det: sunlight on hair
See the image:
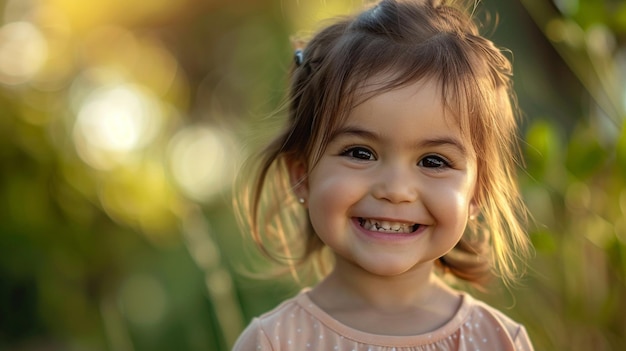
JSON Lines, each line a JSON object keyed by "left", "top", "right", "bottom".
{"left": 73, "top": 83, "right": 163, "bottom": 170}
{"left": 0, "top": 21, "right": 48, "bottom": 85}
{"left": 168, "top": 126, "right": 239, "bottom": 203}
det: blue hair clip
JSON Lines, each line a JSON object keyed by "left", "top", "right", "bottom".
{"left": 294, "top": 49, "right": 304, "bottom": 66}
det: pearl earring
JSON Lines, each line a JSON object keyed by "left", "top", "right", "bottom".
{"left": 298, "top": 198, "right": 305, "bottom": 204}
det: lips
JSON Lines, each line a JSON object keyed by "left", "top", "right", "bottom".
{"left": 357, "top": 217, "right": 420, "bottom": 234}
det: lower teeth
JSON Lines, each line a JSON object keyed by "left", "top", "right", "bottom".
{"left": 358, "top": 218, "right": 419, "bottom": 233}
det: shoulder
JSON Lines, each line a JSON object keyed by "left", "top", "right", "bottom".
{"left": 461, "top": 293, "right": 534, "bottom": 350}
{"left": 231, "top": 318, "right": 268, "bottom": 351}
{"left": 232, "top": 291, "right": 314, "bottom": 351}
{"left": 463, "top": 294, "right": 524, "bottom": 336}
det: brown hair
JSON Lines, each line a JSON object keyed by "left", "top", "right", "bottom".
{"left": 237, "top": 0, "right": 531, "bottom": 286}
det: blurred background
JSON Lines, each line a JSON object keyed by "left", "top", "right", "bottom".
{"left": 0, "top": 0, "right": 624, "bottom": 350}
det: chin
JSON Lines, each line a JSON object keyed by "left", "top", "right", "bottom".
{"left": 359, "top": 261, "right": 423, "bottom": 277}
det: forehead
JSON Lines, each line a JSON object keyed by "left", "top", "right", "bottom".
{"left": 347, "top": 77, "right": 468, "bottom": 140}
{"left": 341, "top": 74, "right": 466, "bottom": 134}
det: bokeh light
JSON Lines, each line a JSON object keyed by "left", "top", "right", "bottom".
{"left": 0, "top": 21, "right": 47, "bottom": 85}
{"left": 73, "top": 82, "right": 164, "bottom": 170}
{"left": 168, "top": 126, "right": 239, "bottom": 203}
{"left": 546, "top": 18, "right": 585, "bottom": 48}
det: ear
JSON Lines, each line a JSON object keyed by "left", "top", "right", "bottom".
{"left": 286, "top": 156, "right": 309, "bottom": 202}
{"left": 469, "top": 199, "right": 480, "bottom": 220}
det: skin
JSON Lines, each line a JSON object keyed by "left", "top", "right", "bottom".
{"left": 289, "top": 77, "right": 479, "bottom": 336}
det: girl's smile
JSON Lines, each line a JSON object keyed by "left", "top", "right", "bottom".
{"left": 294, "top": 77, "right": 479, "bottom": 278}
{"left": 353, "top": 216, "right": 428, "bottom": 244}
{"left": 356, "top": 217, "right": 421, "bottom": 234}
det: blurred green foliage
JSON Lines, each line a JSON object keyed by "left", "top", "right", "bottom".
{"left": 0, "top": 0, "right": 624, "bottom": 350}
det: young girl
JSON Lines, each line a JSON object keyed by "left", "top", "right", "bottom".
{"left": 233, "top": 0, "right": 534, "bottom": 350}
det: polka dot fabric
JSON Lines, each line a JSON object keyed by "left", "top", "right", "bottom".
{"left": 233, "top": 290, "right": 533, "bottom": 351}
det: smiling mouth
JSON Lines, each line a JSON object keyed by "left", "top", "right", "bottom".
{"left": 357, "top": 218, "right": 420, "bottom": 234}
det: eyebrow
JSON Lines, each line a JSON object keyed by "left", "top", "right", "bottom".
{"left": 330, "top": 126, "right": 378, "bottom": 143}
{"left": 419, "top": 137, "right": 468, "bottom": 155}
{"left": 330, "top": 126, "right": 468, "bottom": 155}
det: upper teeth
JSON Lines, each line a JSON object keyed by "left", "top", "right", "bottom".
{"left": 358, "top": 218, "right": 418, "bottom": 233}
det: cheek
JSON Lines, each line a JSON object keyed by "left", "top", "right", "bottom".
{"left": 309, "top": 171, "right": 356, "bottom": 206}
{"left": 307, "top": 167, "right": 364, "bottom": 221}
{"left": 424, "top": 178, "right": 474, "bottom": 223}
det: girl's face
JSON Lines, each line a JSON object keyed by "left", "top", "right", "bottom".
{"left": 292, "top": 78, "right": 479, "bottom": 277}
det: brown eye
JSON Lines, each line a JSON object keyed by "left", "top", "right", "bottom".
{"left": 341, "top": 147, "right": 375, "bottom": 160}
{"left": 419, "top": 155, "right": 449, "bottom": 168}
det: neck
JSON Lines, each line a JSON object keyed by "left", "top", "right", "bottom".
{"left": 312, "top": 257, "right": 454, "bottom": 313}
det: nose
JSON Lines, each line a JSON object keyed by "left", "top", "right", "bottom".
{"left": 371, "top": 164, "right": 419, "bottom": 204}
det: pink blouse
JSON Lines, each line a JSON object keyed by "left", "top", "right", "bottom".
{"left": 232, "top": 290, "right": 534, "bottom": 351}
